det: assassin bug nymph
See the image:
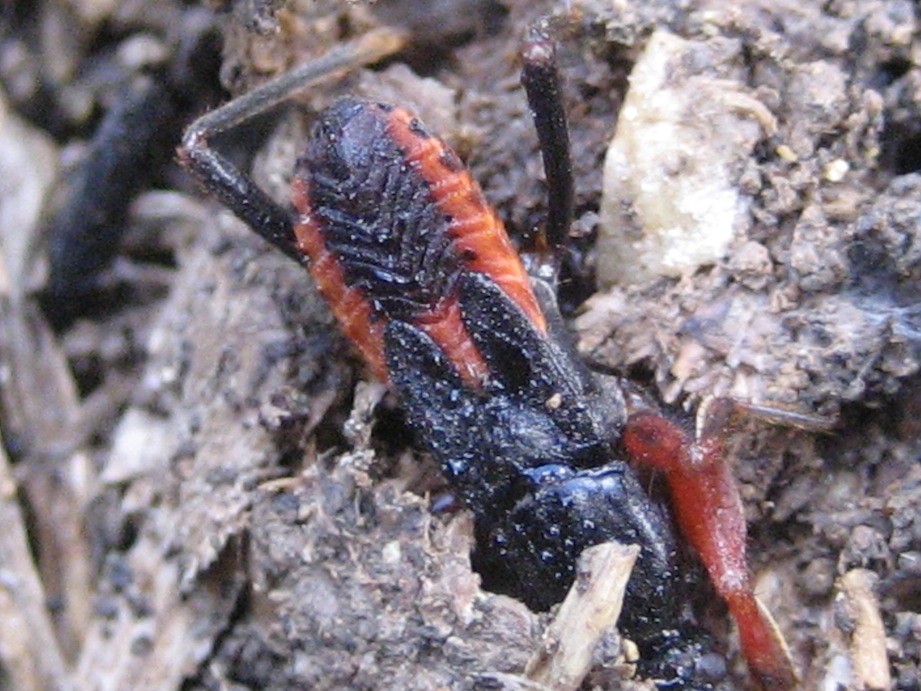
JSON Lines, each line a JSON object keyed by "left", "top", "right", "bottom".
{"left": 180, "top": 21, "right": 803, "bottom": 690}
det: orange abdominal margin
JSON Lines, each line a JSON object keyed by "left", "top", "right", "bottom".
{"left": 289, "top": 105, "right": 548, "bottom": 389}
{"left": 291, "top": 175, "right": 490, "bottom": 387}
{"left": 387, "top": 108, "right": 548, "bottom": 337}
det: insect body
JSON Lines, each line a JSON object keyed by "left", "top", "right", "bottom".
{"left": 180, "top": 25, "right": 798, "bottom": 690}
{"left": 290, "top": 98, "right": 544, "bottom": 386}
{"left": 293, "top": 93, "right": 716, "bottom": 687}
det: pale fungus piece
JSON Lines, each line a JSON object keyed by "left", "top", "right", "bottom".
{"left": 823, "top": 158, "right": 850, "bottom": 182}
{"left": 597, "top": 30, "right": 776, "bottom": 287}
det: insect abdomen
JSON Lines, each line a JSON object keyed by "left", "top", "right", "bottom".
{"left": 291, "top": 98, "right": 545, "bottom": 384}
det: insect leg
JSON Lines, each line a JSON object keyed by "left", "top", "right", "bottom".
{"left": 520, "top": 20, "right": 574, "bottom": 280}
{"left": 178, "top": 27, "right": 406, "bottom": 261}
{"left": 623, "top": 402, "right": 799, "bottom": 690}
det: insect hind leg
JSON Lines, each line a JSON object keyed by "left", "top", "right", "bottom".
{"left": 178, "top": 28, "right": 407, "bottom": 260}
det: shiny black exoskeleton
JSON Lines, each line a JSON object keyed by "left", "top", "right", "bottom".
{"left": 386, "top": 273, "right": 721, "bottom": 688}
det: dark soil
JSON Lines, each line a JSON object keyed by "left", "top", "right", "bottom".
{"left": 1, "top": 1, "right": 920, "bottom": 689}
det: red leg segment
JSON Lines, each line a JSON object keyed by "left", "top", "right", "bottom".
{"left": 622, "top": 407, "right": 798, "bottom": 690}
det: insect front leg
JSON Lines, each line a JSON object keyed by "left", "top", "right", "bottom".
{"left": 623, "top": 400, "right": 799, "bottom": 689}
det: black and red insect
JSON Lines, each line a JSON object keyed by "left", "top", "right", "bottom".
{"left": 180, "top": 24, "right": 798, "bottom": 690}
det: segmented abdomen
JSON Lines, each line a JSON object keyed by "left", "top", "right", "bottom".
{"left": 291, "top": 98, "right": 545, "bottom": 384}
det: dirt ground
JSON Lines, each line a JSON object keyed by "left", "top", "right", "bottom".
{"left": 1, "top": 0, "right": 920, "bottom": 689}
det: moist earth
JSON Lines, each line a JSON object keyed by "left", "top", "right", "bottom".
{"left": 1, "top": 1, "right": 920, "bottom": 689}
